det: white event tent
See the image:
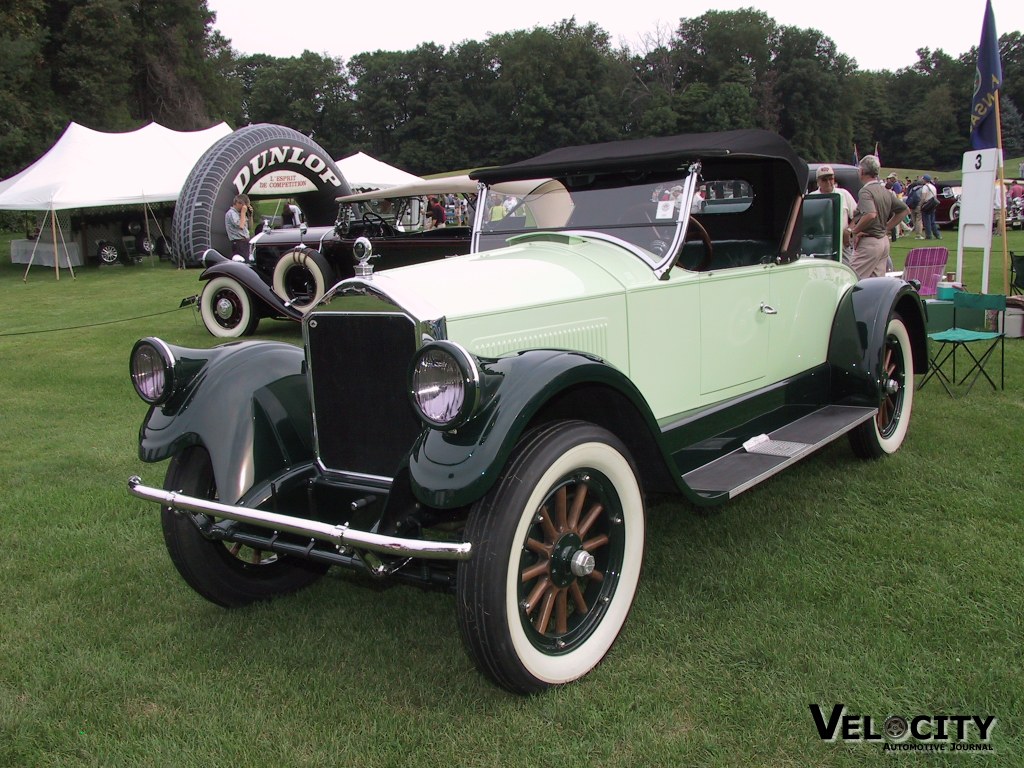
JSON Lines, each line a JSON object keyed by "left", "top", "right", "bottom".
{"left": 0, "top": 121, "right": 232, "bottom": 278}
{"left": 335, "top": 151, "right": 421, "bottom": 191}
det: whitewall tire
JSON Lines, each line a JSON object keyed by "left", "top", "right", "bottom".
{"left": 200, "top": 275, "right": 259, "bottom": 338}
{"left": 456, "top": 421, "right": 645, "bottom": 693}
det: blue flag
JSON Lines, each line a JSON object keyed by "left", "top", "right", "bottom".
{"left": 970, "top": 0, "right": 1002, "bottom": 150}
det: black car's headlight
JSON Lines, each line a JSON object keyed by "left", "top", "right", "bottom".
{"left": 130, "top": 337, "right": 175, "bottom": 404}
{"left": 409, "top": 341, "right": 480, "bottom": 429}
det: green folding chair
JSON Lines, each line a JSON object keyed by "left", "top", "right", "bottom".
{"left": 920, "top": 292, "right": 1006, "bottom": 396}
{"left": 1010, "top": 252, "right": 1024, "bottom": 296}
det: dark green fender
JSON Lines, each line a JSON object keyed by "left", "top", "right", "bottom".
{"left": 138, "top": 340, "right": 313, "bottom": 504}
{"left": 827, "top": 276, "right": 928, "bottom": 405}
{"left": 408, "top": 349, "right": 667, "bottom": 510}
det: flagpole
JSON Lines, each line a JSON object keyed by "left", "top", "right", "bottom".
{"left": 995, "top": 91, "right": 1008, "bottom": 294}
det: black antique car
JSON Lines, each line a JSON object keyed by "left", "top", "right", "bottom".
{"left": 934, "top": 179, "right": 962, "bottom": 229}
{"left": 195, "top": 180, "right": 475, "bottom": 337}
{"left": 130, "top": 129, "right": 926, "bottom": 693}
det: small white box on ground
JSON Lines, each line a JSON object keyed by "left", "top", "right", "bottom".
{"left": 999, "top": 307, "right": 1024, "bottom": 338}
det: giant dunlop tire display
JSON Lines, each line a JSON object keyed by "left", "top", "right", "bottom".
{"left": 172, "top": 124, "right": 351, "bottom": 267}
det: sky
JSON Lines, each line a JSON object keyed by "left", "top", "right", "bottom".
{"left": 206, "top": 0, "right": 1022, "bottom": 73}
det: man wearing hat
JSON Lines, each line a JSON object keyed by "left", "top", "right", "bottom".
{"left": 848, "top": 155, "right": 909, "bottom": 279}
{"left": 885, "top": 173, "right": 904, "bottom": 195}
{"left": 918, "top": 174, "right": 941, "bottom": 240}
{"left": 813, "top": 165, "right": 857, "bottom": 265}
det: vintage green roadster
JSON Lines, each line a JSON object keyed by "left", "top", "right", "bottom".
{"left": 128, "top": 129, "right": 926, "bottom": 693}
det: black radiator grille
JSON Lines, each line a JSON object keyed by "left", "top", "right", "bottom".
{"left": 307, "top": 313, "right": 423, "bottom": 478}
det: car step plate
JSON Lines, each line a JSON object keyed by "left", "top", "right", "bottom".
{"left": 683, "top": 405, "right": 877, "bottom": 499}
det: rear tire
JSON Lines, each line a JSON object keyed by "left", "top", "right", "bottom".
{"left": 849, "top": 313, "right": 914, "bottom": 458}
{"left": 161, "top": 446, "right": 327, "bottom": 607}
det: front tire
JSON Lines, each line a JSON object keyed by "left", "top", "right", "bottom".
{"left": 271, "top": 247, "right": 335, "bottom": 312}
{"left": 849, "top": 313, "right": 914, "bottom": 458}
{"left": 161, "top": 446, "right": 327, "bottom": 607}
{"left": 200, "top": 275, "right": 259, "bottom": 338}
{"left": 456, "top": 421, "right": 645, "bottom": 693}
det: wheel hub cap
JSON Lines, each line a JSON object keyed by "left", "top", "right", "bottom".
{"left": 215, "top": 296, "right": 235, "bottom": 320}
{"left": 549, "top": 533, "right": 584, "bottom": 588}
{"left": 570, "top": 550, "right": 596, "bottom": 578}
{"left": 885, "top": 378, "right": 900, "bottom": 395}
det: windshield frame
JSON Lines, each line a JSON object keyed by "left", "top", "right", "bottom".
{"left": 471, "top": 163, "right": 704, "bottom": 278}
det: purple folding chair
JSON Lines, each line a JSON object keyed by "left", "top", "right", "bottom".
{"left": 901, "top": 247, "right": 949, "bottom": 297}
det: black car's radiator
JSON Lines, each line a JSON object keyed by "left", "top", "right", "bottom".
{"left": 306, "top": 313, "right": 423, "bottom": 479}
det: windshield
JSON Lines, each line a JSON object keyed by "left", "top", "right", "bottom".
{"left": 474, "top": 168, "right": 757, "bottom": 271}
{"left": 476, "top": 174, "right": 690, "bottom": 264}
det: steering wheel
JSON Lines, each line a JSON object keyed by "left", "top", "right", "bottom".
{"left": 619, "top": 204, "right": 676, "bottom": 254}
{"left": 362, "top": 211, "right": 394, "bottom": 236}
{"left": 681, "top": 217, "right": 714, "bottom": 272}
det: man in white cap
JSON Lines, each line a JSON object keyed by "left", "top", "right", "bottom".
{"left": 813, "top": 165, "right": 857, "bottom": 266}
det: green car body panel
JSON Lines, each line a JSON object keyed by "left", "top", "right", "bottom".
{"left": 138, "top": 340, "right": 313, "bottom": 505}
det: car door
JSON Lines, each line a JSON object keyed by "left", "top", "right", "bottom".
{"left": 698, "top": 264, "right": 771, "bottom": 396}
{"left": 765, "top": 258, "right": 857, "bottom": 383}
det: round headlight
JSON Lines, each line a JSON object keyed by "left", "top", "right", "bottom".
{"left": 130, "top": 338, "right": 174, "bottom": 404}
{"left": 409, "top": 342, "right": 479, "bottom": 428}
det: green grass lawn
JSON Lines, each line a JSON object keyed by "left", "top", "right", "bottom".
{"left": 1, "top": 231, "right": 1022, "bottom": 767}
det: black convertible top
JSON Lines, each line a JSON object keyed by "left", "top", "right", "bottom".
{"left": 472, "top": 129, "right": 808, "bottom": 187}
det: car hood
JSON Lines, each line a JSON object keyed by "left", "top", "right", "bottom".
{"left": 364, "top": 236, "right": 655, "bottom": 322}
{"left": 318, "top": 235, "right": 664, "bottom": 363}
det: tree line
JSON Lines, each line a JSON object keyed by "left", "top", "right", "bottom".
{"left": 2, "top": 2, "right": 1023, "bottom": 182}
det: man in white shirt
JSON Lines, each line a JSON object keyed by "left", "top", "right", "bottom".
{"left": 813, "top": 165, "right": 857, "bottom": 265}
{"left": 919, "top": 175, "right": 941, "bottom": 240}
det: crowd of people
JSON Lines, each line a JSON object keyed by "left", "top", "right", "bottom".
{"left": 822, "top": 156, "right": 1024, "bottom": 280}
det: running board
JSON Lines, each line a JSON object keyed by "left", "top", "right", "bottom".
{"left": 682, "top": 405, "right": 877, "bottom": 500}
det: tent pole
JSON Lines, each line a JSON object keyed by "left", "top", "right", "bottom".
{"left": 54, "top": 209, "right": 76, "bottom": 279}
{"left": 143, "top": 199, "right": 154, "bottom": 265}
{"left": 51, "top": 205, "right": 60, "bottom": 281}
{"left": 22, "top": 210, "right": 46, "bottom": 282}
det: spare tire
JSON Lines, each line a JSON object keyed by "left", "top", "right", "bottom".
{"left": 271, "top": 247, "right": 336, "bottom": 312}
{"left": 172, "top": 124, "right": 351, "bottom": 267}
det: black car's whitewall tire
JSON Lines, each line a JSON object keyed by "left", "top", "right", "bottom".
{"left": 200, "top": 275, "right": 259, "bottom": 338}
{"left": 161, "top": 446, "right": 327, "bottom": 607}
{"left": 456, "top": 421, "right": 645, "bottom": 694}
{"left": 271, "top": 247, "right": 335, "bottom": 312}
{"left": 850, "top": 313, "right": 914, "bottom": 458}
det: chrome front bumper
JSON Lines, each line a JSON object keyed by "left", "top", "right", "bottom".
{"left": 127, "top": 476, "right": 472, "bottom": 561}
